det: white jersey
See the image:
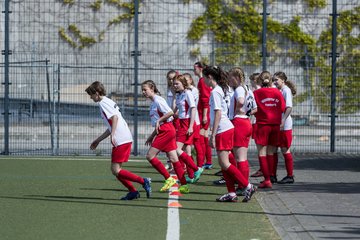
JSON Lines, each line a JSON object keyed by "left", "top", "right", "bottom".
{"left": 190, "top": 86, "right": 200, "bottom": 125}
{"left": 166, "top": 89, "right": 174, "bottom": 109}
{"left": 150, "top": 95, "right": 174, "bottom": 127}
{"left": 99, "top": 96, "right": 133, "bottom": 146}
{"left": 229, "top": 85, "right": 257, "bottom": 120}
{"left": 209, "top": 85, "right": 234, "bottom": 134}
{"left": 281, "top": 85, "right": 293, "bottom": 130}
{"left": 175, "top": 89, "right": 196, "bottom": 119}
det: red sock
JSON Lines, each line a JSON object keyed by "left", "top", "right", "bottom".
{"left": 222, "top": 169, "right": 236, "bottom": 193}
{"left": 204, "top": 137, "right": 212, "bottom": 164}
{"left": 273, "top": 152, "right": 278, "bottom": 176}
{"left": 226, "top": 164, "right": 248, "bottom": 189}
{"left": 201, "top": 135, "right": 207, "bottom": 160}
{"left": 283, "top": 152, "right": 294, "bottom": 176}
{"left": 173, "top": 161, "right": 187, "bottom": 185}
{"left": 150, "top": 157, "right": 170, "bottom": 179}
{"left": 229, "top": 152, "right": 237, "bottom": 166}
{"left": 259, "top": 156, "right": 270, "bottom": 181}
{"left": 179, "top": 152, "right": 198, "bottom": 171}
{"left": 186, "top": 165, "right": 195, "bottom": 179}
{"left": 118, "top": 169, "right": 144, "bottom": 185}
{"left": 237, "top": 161, "right": 249, "bottom": 180}
{"left": 267, "top": 155, "right": 275, "bottom": 176}
{"left": 116, "top": 175, "right": 137, "bottom": 192}
{"left": 194, "top": 138, "right": 205, "bottom": 167}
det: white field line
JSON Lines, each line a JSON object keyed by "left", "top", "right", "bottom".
{"left": 166, "top": 175, "right": 180, "bottom": 240}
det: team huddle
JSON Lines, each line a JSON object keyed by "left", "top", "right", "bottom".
{"left": 85, "top": 62, "right": 296, "bottom": 203}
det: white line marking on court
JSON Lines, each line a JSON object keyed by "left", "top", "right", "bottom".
{"left": 166, "top": 175, "right": 180, "bottom": 240}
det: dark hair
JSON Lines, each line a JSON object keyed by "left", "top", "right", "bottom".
{"left": 273, "top": 71, "right": 296, "bottom": 95}
{"left": 194, "top": 61, "right": 207, "bottom": 69}
{"left": 141, "top": 80, "right": 161, "bottom": 95}
{"left": 85, "top": 81, "right": 106, "bottom": 96}
{"left": 166, "top": 70, "right": 178, "bottom": 88}
{"left": 203, "top": 65, "right": 229, "bottom": 94}
{"left": 249, "top": 72, "right": 260, "bottom": 82}
{"left": 258, "top": 71, "right": 272, "bottom": 87}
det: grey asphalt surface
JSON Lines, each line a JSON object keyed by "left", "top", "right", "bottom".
{"left": 250, "top": 153, "right": 360, "bottom": 240}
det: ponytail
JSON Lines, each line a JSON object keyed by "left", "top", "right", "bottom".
{"left": 141, "top": 80, "right": 161, "bottom": 95}
{"left": 273, "top": 71, "right": 296, "bottom": 95}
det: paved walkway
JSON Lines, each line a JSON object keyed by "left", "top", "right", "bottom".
{"left": 251, "top": 153, "right": 360, "bottom": 240}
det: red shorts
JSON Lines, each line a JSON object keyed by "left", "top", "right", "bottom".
{"left": 152, "top": 122, "right": 177, "bottom": 152}
{"left": 176, "top": 119, "right": 195, "bottom": 145}
{"left": 255, "top": 124, "right": 280, "bottom": 147}
{"left": 112, "top": 142, "right": 132, "bottom": 163}
{"left": 198, "top": 108, "right": 210, "bottom": 130}
{"left": 279, "top": 129, "right": 293, "bottom": 149}
{"left": 173, "top": 116, "right": 180, "bottom": 130}
{"left": 215, "top": 128, "right": 234, "bottom": 151}
{"left": 232, "top": 118, "right": 252, "bottom": 148}
{"left": 252, "top": 123, "right": 258, "bottom": 141}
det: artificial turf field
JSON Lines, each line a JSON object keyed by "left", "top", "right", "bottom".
{"left": 0, "top": 156, "right": 280, "bottom": 240}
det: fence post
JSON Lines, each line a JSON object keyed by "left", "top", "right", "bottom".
{"left": 261, "top": 0, "right": 268, "bottom": 71}
{"left": 330, "top": 0, "right": 338, "bottom": 152}
{"left": 45, "top": 59, "right": 55, "bottom": 155}
{"left": 132, "top": 0, "right": 140, "bottom": 156}
{"left": 2, "top": 0, "right": 11, "bottom": 155}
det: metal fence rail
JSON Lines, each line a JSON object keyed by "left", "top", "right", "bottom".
{"left": 1, "top": 0, "right": 359, "bottom": 155}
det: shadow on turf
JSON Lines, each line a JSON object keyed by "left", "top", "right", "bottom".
{"left": 2, "top": 194, "right": 360, "bottom": 219}
{"left": 80, "top": 187, "right": 226, "bottom": 196}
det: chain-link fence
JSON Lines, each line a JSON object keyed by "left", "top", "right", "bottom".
{"left": 1, "top": 0, "right": 359, "bottom": 155}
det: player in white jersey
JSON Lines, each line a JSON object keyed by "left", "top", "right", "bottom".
{"left": 141, "top": 80, "right": 190, "bottom": 193}
{"left": 164, "top": 70, "right": 178, "bottom": 171}
{"left": 173, "top": 74, "right": 204, "bottom": 183}
{"left": 228, "top": 67, "right": 258, "bottom": 195}
{"left": 85, "top": 81, "right": 151, "bottom": 201}
{"left": 273, "top": 71, "right": 296, "bottom": 184}
{"left": 183, "top": 73, "right": 204, "bottom": 168}
{"left": 203, "top": 65, "right": 256, "bottom": 202}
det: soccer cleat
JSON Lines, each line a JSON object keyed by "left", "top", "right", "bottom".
{"left": 250, "top": 169, "right": 263, "bottom": 178}
{"left": 203, "top": 163, "right": 213, "bottom": 169}
{"left": 270, "top": 175, "right": 278, "bottom": 184}
{"left": 160, "top": 177, "right": 177, "bottom": 192}
{"left": 165, "top": 161, "right": 173, "bottom": 171}
{"left": 193, "top": 167, "right": 204, "bottom": 183}
{"left": 242, "top": 184, "right": 256, "bottom": 202}
{"left": 213, "top": 177, "right": 226, "bottom": 185}
{"left": 120, "top": 191, "right": 140, "bottom": 200}
{"left": 236, "top": 187, "right": 246, "bottom": 196}
{"left": 216, "top": 193, "right": 238, "bottom": 202}
{"left": 258, "top": 180, "right": 272, "bottom": 189}
{"left": 185, "top": 176, "right": 195, "bottom": 184}
{"left": 178, "top": 184, "right": 190, "bottom": 194}
{"left": 278, "top": 176, "right": 294, "bottom": 184}
{"left": 142, "top": 178, "right": 152, "bottom": 198}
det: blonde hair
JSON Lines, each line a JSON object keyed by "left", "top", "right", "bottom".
{"left": 229, "top": 67, "right": 247, "bottom": 93}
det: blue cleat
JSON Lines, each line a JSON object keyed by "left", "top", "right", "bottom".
{"left": 193, "top": 167, "right": 204, "bottom": 183}
{"left": 143, "top": 178, "right": 152, "bottom": 198}
{"left": 121, "top": 191, "right": 140, "bottom": 200}
{"left": 203, "top": 163, "right": 213, "bottom": 169}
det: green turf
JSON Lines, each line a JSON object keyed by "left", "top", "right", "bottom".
{"left": 0, "top": 157, "right": 279, "bottom": 240}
